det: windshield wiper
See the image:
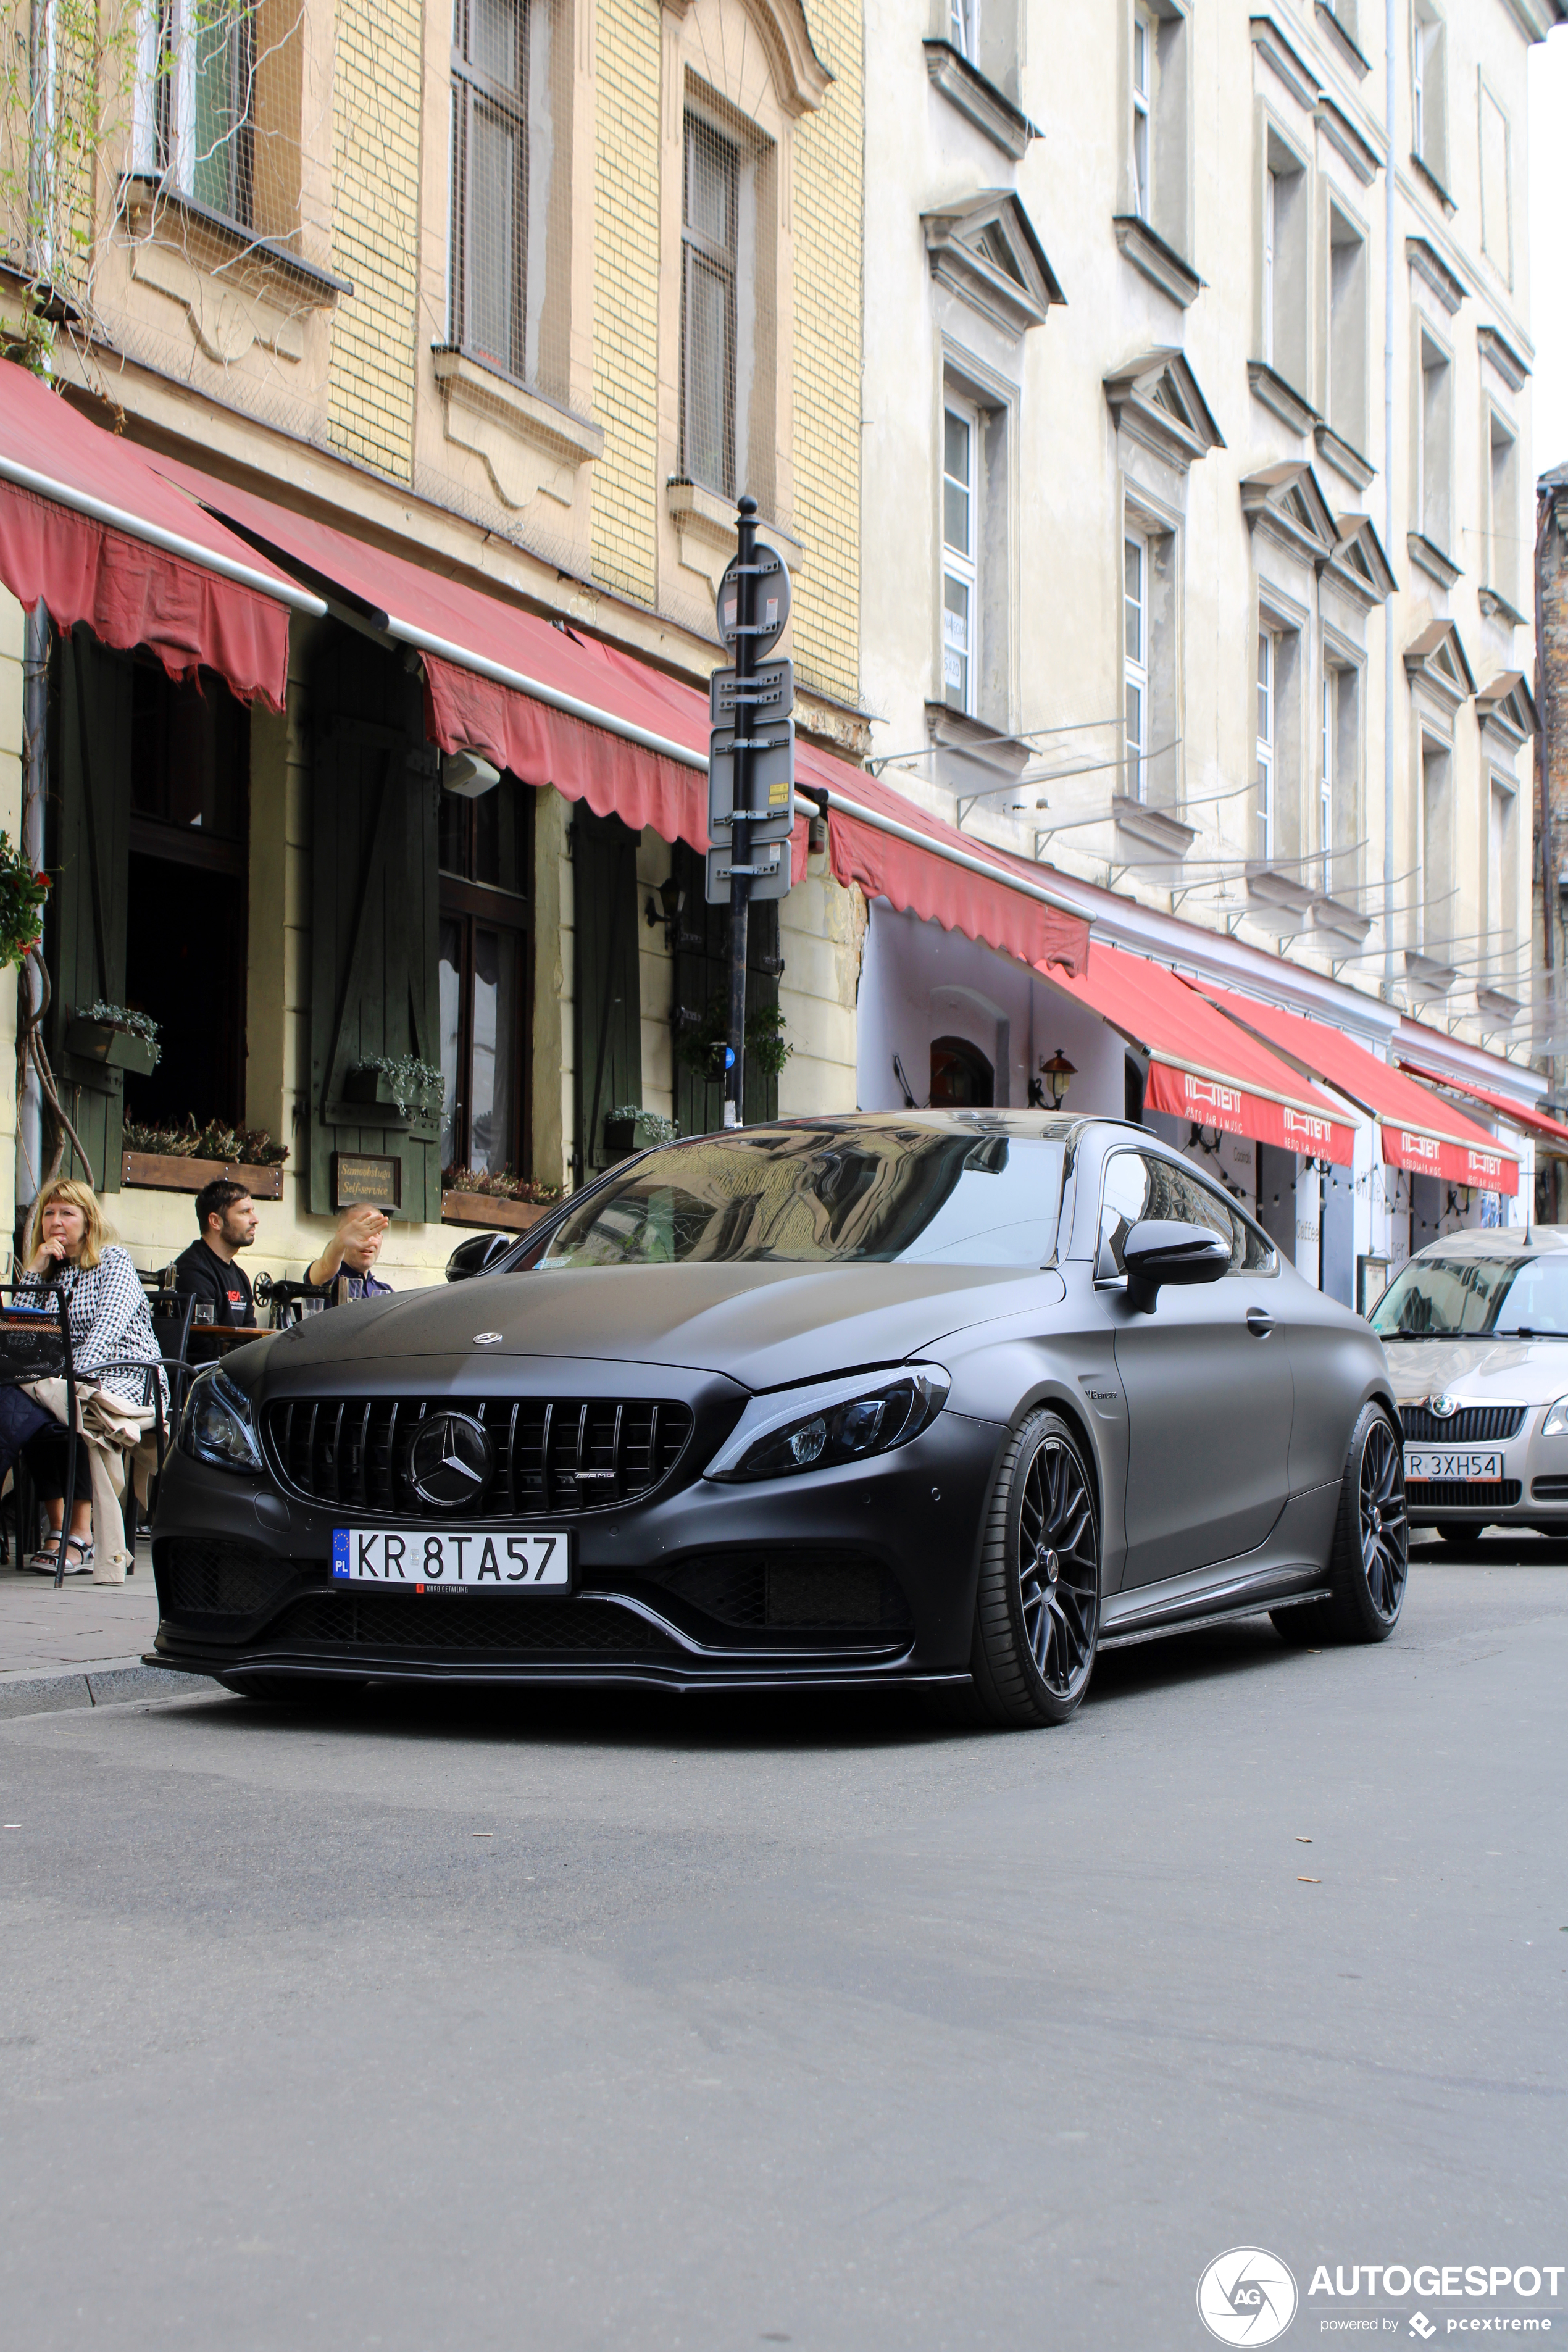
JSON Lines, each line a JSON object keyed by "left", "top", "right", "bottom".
{"left": 1497, "top": 1327, "right": 1568, "bottom": 1339}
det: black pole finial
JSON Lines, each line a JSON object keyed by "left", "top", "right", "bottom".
{"left": 736, "top": 494, "right": 757, "bottom": 518}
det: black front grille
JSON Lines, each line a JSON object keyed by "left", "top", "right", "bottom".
{"left": 646, "top": 1550, "right": 914, "bottom": 1632}
{"left": 265, "top": 1593, "right": 674, "bottom": 1654}
{"left": 1531, "top": 1477, "right": 1568, "bottom": 1501}
{"left": 158, "top": 1539, "right": 299, "bottom": 1618}
{"left": 262, "top": 1396, "right": 694, "bottom": 1518}
{"left": 1400, "top": 1404, "right": 1525, "bottom": 1443}
{"left": 1406, "top": 1479, "right": 1522, "bottom": 1508}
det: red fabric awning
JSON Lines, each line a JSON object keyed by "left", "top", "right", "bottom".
{"left": 0, "top": 367, "right": 307, "bottom": 708}
{"left": 1044, "top": 943, "right": 1356, "bottom": 1164}
{"left": 1396, "top": 1061, "right": 1568, "bottom": 1155}
{"left": 149, "top": 456, "right": 1093, "bottom": 975}
{"left": 1196, "top": 986, "right": 1520, "bottom": 1196}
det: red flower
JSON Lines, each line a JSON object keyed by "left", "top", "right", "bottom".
{"left": 33, "top": 872, "right": 48, "bottom": 888}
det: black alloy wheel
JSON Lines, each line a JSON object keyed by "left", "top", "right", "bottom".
{"left": 1273, "top": 1401, "right": 1408, "bottom": 1646}
{"left": 970, "top": 1407, "right": 1101, "bottom": 1726}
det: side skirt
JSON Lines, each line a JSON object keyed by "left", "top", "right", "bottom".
{"left": 1098, "top": 1585, "right": 1332, "bottom": 1651}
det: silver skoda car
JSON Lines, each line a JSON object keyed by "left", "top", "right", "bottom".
{"left": 1372, "top": 1228, "right": 1568, "bottom": 1540}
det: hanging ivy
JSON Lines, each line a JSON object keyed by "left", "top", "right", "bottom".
{"left": 0, "top": 833, "right": 49, "bottom": 973}
{"left": 673, "top": 998, "right": 793, "bottom": 1083}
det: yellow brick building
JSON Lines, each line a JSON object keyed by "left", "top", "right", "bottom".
{"left": 0, "top": 0, "right": 866, "bottom": 1290}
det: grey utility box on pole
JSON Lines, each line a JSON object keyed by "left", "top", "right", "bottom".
{"left": 706, "top": 509, "right": 794, "bottom": 1123}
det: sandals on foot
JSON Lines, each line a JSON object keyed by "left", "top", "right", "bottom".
{"left": 25, "top": 1537, "right": 93, "bottom": 1576}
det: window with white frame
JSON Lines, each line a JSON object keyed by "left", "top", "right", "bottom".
{"left": 949, "top": 0, "right": 978, "bottom": 64}
{"left": 1486, "top": 410, "right": 1520, "bottom": 607}
{"left": 1257, "top": 130, "right": 1307, "bottom": 393}
{"left": 1131, "top": 9, "right": 1152, "bottom": 221}
{"left": 1125, "top": 531, "right": 1149, "bottom": 801}
{"left": 143, "top": 0, "right": 257, "bottom": 223}
{"left": 942, "top": 400, "right": 980, "bottom": 715}
{"left": 1412, "top": 1, "right": 1448, "bottom": 188}
{"left": 1327, "top": 206, "right": 1368, "bottom": 454}
{"left": 1416, "top": 328, "right": 1453, "bottom": 555}
{"left": 1256, "top": 629, "right": 1275, "bottom": 862}
{"left": 1488, "top": 775, "right": 1516, "bottom": 971}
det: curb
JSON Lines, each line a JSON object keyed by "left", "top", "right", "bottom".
{"left": 0, "top": 1659, "right": 202, "bottom": 1720}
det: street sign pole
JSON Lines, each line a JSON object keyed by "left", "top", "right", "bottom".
{"left": 725, "top": 496, "right": 758, "bottom": 1127}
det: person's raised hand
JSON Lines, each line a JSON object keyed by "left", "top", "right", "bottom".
{"left": 338, "top": 1204, "right": 390, "bottom": 1251}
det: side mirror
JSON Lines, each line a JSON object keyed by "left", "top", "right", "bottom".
{"left": 444, "top": 1232, "right": 520, "bottom": 1283}
{"left": 1121, "top": 1219, "right": 1231, "bottom": 1314}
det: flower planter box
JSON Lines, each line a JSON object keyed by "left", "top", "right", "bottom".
{"left": 68, "top": 1018, "right": 159, "bottom": 1077}
{"left": 343, "top": 1070, "right": 441, "bottom": 1133}
{"left": 121, "top": 1151, "right": 286, "bottom": 1201}
{"left": 441, "top": 1191, "right": 551, "bottom": 1233}
{"left": 603, "top": 1114, "right": 670, "bottom": 1159}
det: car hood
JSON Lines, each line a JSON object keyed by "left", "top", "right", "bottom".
{"left": 253, "top": 1262, "right": 1067, "bottom": 1394}
{"left": 1380, "top": 1334, "right": 1568, "bottom": 1407}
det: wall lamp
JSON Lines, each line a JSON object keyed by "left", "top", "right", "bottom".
{"left": 1037, "top": 1048, "right": 1076, "bottom": 1109}
{"left": 645, "top": 874, "right": 687, "bottom": 947}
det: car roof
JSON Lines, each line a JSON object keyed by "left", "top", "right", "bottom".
{"left": 765, "top": 1109, "right": 1083, "bottom": 1139}
{"left": 1410, "top": 1226, "right": 1568, "bottom": 1261}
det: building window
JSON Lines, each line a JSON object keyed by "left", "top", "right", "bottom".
{"left": 1132, "top": 10, "right": 1152, "bottom": 220}
{"left": 450, "top": 0, "right": 529, "bottom": 380}
{"left": 1486, "top": 410, "right": 1519, "bottom": 606}
{"left": 1488, "top": 776, "right": 1516, "bottom": 971}
{"left": 1327, "top": 206, "right": 1367, "bottom": 454}
{"left": 149, "top": 0, "right": 257, "bottom": 223}
{"left": 1479, "top": 86, "right": 1512, "bottom": 283}
{"left": 438, "top": 774, "right": 531, "bottom": 1178}
{"left": 680, "top": 111, "right": 740, "bottom": 499}
{"left": 1416, "top": 328, "right": 1453, "bottom": 556}
{"left": 1420, "top": 735, "right": 1452, "bottom": 953}
{"left": 1412, "top": 1, "right": 1448, "bottom": 187}
{"left": 949, "top": 0, "right": 978, "bottom": 64}
{"left": 943, "top": 399, "right": 980, "bottom": 714}
{"left": 1256, "top": 629, "right": 1275, "bottom": 862}
{"left": 1319, "top": 669, "right": 1335, "bottom": 896}
{"left": 1124, "top": 532, "right": 1149, "bottom": 801}
{"left": 1258, "top": 131, "right": 1307, "bottom": 393}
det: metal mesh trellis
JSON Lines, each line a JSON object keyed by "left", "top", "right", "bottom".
{"left": 448, "top": 0, "right": 570, "bottom": 400}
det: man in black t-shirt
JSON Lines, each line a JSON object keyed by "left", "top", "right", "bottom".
{"left": 173, "top": 1180, "right": 259, "bottom": 1327}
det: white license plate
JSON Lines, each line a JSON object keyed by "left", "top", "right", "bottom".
{"left": 332, "top": 1528, "right": 571, "bottom": 1590}
{"left": 1403, "top": 1449, "right": 1504, "bottom": 1483}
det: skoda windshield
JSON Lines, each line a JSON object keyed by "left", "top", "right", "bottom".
{"left": 539, "top": 1121, "right": 1067, "bottom": 1270}
{"left": 1370, "top": 1252, "right": 1568, "bottom": 1340}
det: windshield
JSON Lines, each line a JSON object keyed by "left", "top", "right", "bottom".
{"left": 1370, "top": 1253, "right": 1568, "bottom": 1339}
{"left": 539, "top": 1124, "right": 1067, "bottom": 1269}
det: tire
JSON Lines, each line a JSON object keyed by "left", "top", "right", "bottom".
{"left": 969, "top": 1409, "right": 1101, "bottom": 1727}
{"left": 1269, "top": 1599, "right": 1330, "bottom": 1645}
{"left": 1438, "top": 1522, "right": 1480, "bottom": 1546}
{"left": 1316, "top": 1401, "right": 1409, "bottom": 1643}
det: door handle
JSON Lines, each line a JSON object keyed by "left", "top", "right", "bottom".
{"left": 1246, "top": 1307, "right": 1274, "bottom": 1338}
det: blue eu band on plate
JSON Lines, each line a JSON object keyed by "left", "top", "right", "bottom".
{"left": 332, "top": 1528, "right": 572, "bottom": 1589}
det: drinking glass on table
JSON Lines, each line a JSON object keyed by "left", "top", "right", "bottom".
{"left": 192, "top": 1302, "right": 214, "bottom": 1326}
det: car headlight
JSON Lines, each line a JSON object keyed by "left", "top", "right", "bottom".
{"left": 178, "top": 1367, "right": 264, "bottom": 1475}
{"left": 704, "top": 1366, "right": 950, "bottom": 1482}
{"left": 1542, "top": 1397, "right": 1568, "bottom": 1438}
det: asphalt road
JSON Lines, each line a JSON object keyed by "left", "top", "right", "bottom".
{"left": 2, "top": 1553, "right": 1564, "bottom": 2352}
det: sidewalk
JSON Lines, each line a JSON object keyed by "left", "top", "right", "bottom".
{"left": 0, "top": 1544, "right": 194, "bottom": 1717}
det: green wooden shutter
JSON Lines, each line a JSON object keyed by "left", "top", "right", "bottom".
{"left": 572, "top": 808, "right": 642, "bottom": 1179}
{"left": 669, "top": 838, "right": 780, "bottom": 1138}
{"left": 46, "top": 627, "right": 134, "bottom": 1192}
{"left": 307, "top": 632, "right": 442, "bottom": 1221}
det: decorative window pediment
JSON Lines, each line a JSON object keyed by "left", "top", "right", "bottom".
{"left": 1475, "top": 669, "right": 1537, "bottom": 748}
{"left": 1240, "top": 461, "right": 1338, "bottom": 567}
{"left": 1325, "top": 513, "right": 1396, "bottom": 609}
{"left": 662, "top": 0, "right": 832, "bottom": 114}
{"left": 1404, "top": 619, "right": 1476, "bottom": 712}
{"left": 922, "top": 192, "right": 1064, "bottom": 340}
{"left": 1102, "top": 348, "right": 1223, "bottom": 470}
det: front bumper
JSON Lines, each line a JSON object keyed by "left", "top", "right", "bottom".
{"left": 148, "top": 1409, "right": 1006, "bottom": 1688}
{"left": 1401, "top": 1403, "right": 1568, "bottom": 1525}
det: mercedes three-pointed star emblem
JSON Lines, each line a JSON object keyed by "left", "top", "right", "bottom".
{"left": 408, "top": 1412, "right": 494, "bottom": 1510}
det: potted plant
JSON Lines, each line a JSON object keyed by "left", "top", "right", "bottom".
{"left": 673, "top": 998, "right": 793, "bottom": 1087}
{"left": 440, "top": 1166, "right": 565, "bottom": 1232}
{"left": 122, "top": 1116, "right": 290, "bottom": 1200}
{"left": 66, "top": 999, "right": 162, "bottom": 1076}
{"left": 0, "top": 832, "right": 49, "bottom": 972}
{"left": 346, "top": 1056, "right": 446, "bottom": 1128}
{"left": 603, "top": 1105, "right": 678, "bottom": 1159}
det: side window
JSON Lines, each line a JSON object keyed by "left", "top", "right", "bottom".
{"left": 1098, "top": 1149, "right": 1275, "bottom": 1277}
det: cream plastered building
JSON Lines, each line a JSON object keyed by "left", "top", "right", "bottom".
{"left": 0, "top": 0, "right": 866, "bottom": 1290}
{"left": 857, "top": 0, "right": 1561, "bottom": 1276}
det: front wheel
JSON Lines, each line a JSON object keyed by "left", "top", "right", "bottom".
{"left": 969, "top": 1409, "right": 1101, "bottom": 1726}
{"left": 1320, "top": 1401, "right": 1409, "bottom": 1641}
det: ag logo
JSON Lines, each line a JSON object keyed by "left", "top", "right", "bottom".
{"left": 1196, "top": 2248, "right": 1298, "bottom": 2345}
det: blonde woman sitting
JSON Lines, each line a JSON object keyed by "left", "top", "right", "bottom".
{"left": 4, "top": 1179, "right": 167, "bottom": 1578}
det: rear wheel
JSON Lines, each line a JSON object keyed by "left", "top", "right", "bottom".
{"left": 1317, "top": 1402, "right": 1409, "bottom": 1641}
{"left": 970, "top": 1409, "right": 1100, "bottom": 1727}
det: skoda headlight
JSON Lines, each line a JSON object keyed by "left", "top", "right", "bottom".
{"left": 705, "top": 1366, "right": 950, "bottom": 1483}
{"left": 1542, "top": 1396, "right": 1568, "bottom": 1438}
{"left": 178, "top": 1367, "right": 264, "bottom": 1475}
